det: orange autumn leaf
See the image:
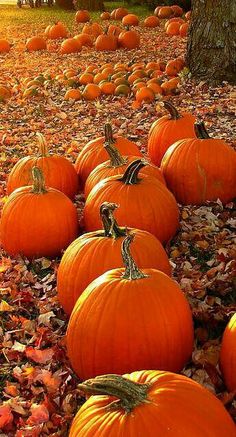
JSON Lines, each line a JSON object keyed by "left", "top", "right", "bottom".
{"left": 0, "top": 405, "right": 13, "bottom": 429}
{"left": 27, "top": 403, "right": 49, "bottom": 425}
{"left": 25, "top": 347, "right": 54, "bottom": 364}
{"left": 0, "top": 300, "right": 14, "bottom": 312}
{"left": 0, "top": 257, "right": 12, "bottom": 273}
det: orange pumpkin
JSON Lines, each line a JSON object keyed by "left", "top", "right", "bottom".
{"left": 75, "top": 10, "right": 90, "bottom": 23}
{"left": 220, "top": 313, "right": 236, "bottom": 392}
{"left": 83, "top": 83, "right": 101, "bottom": 100}
{"left": 148, "top": 101, "right": 196, "bottom": 166}
{"left": 161, "top": 122, "right": 236, "bottom": 205}
{"left": 60, "top": 38, "right": 82, "bottom": 54}
{"left": 82, "top": 22, "right": 103, "bottom": 38}
{"left": 144, "top": 16, "right": 160, "bottom": 28}
{"left": 69, "top": 372, "right": 236, "bottom": 436}
{"left": 84, "top": 140, "right": 165, "bottom": 198}
{"left": 57, "top": 203, "right": 171, "bottom": 315}
{"left": 45, "top": 22, "right": 68, "bottom": 39}
{"left": 74, "top": 33, "right": 93, "bottom": 47}
{"left": 171, "top": 5, "right": 184, "bottom": 17}
{"left": 118, "top": 28, "right": 140, "bottom": 49}
{"left": 74, "top": 123, "right": 141, "bottom": 187}
{"left": 95, "top": 33, "right": 117, "bottom": 51}
{"left": 114, "top": 7, "right": 129, "bottom": 20}
{"left": 100, "top": 11, "right": 110, "bottom": 20}
{"left": 66, "top": 234, "right": 193, "bottom": 378}
{"left": 158, "top": 6, "right": 173, "bottom": 19}
{"left": 64, "top": 88, "right": 82, "bottom": 101}
{"left": 122, "top": 14, "right": 139, "bottom": 26}
{"left": 0, "top": 85, "right": 11, "bottom": 101}
{"left": 26, "top": 36, "right": 47, "bottom": 51}
{"left": 179, "top": 22, "right": 189, "bottom": 37}
{"left": 1, "top": 167, "right": 78, "bottom": 259}
{"left": 0, "top": 39, "right": 11, "bottom": 53}
{"left": 166, "top": 22, "right": 181, "bottom": 35}
{"left": 99, "top": 81, "right": 116, "bottom": 95}
{"left": 84, "top": 159, "right": 179, "bottom": 243}
{"left": 135, "top": 86, "right": 155, "bottom": 103}
{"left": 7, "top": 133, "right": 79, "bottom": 199}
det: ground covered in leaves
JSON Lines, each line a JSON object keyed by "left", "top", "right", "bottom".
{"left": 0, "top": 4, "right": 235, "bottom": 436}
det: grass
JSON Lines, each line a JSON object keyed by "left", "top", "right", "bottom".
{"left": 0, "top": 2, "right": 150, "bottom": 33}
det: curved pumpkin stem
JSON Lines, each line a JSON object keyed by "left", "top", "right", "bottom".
{"left": 194, "top": 122, "right": 211, "bottom": 139}
{"left": 31, "top": 166, "right": 47, "bottom": 194}
{"left": 122, "top": 234, "right": 148, "bottom": 280}
{"left": 104, "top": 123, "right": 116, "bottom": 146}
{"left": 104, "top": 141, "right": 128, "bottom": 167}
{"left": 118, "top": 159, "right": 147, "bottom": 185}
{"left": 36, "top": 132, "right": 49, "bottom": 157}
{"left": 100, "top": 202, "right": 127, "bottom": 238}
{"left": 78, "top": 374, "right": 150, "bottom": 413}
{"left": 163, "top": 101, "right": 181, "bottom": 120}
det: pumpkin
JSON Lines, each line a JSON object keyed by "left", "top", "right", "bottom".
{"left": 26, "top": 36, "right": 47, "bottom": 51}
{"left": 161, "top": 122, "right": 236, "bottom": 205}
{"left": 144, "top": 16, "right": 160, "bottom": 27}
{"left": 66, "top": 234, "right": 193, "bottom": 379}
{"left": 107, "top": 24, "right": 122, "bottom": 37}
{"left": 100, "top": 12, "right": 110, "bottom": 20}
{"left": 84, "top": 159, "right": 179, "bottom": 243}
{"left": 69, "top": 372, "right": 236, "bottom": 436}
{"left": 95, "top": 33, "right": 117, "bottom": 52}
{"left": 166, "top": 22, "right": 181, "bottom": 35}
{"left": 114, "top": 7, "right": 129, "bottom": 20}
{"left": 158, "top": 6, "right": 173, "bottom": 19}
{"left": 75, "top": 10, "right": 90, "bottom": 23}
{"left": 164, "top": 17, "right": 185, "bottom": 30}
{"left": 74, "top": 123, "right": 141, "bottom": 188}
{"left": 179, "top": 22, "right": 189, "bottom": 37}
{"left": 118, "top": 28, "right": 140, "bottom": 50}
{"left": 82, "top": 22, "right": 103, "bottom": 38}
{"left": 0, "top": 85, "right": 11, "bottom": 101}
{"left": 220, "top": 313, "right": 236, "bottom": 392}
{"left": 7, "top": 133, "right": 79, "bottom": 199}
{"left": 171, "top": 5, "right": 184, "bottom": 17}
{"left": 135, "top": 86, "right": 155, "bottom": 103}
{"left": 82, "top": 83, "right": 101, "bottom": 100}
{"left": 0, "top": 167, "right": 78, "bottom": 259}
{"left": 57, "top": 203, "right": 171, "bottom": 315}
{"left": 45, "top": 22, "right": 68, "bottom": 39}
{"left": 84, "top": 139, "right": 165, "bottom": 198}
{"left": 148, "top": 101, "right": 196, "bottom": 166}
{"left": 99, "top": 81, "right": 116, "bottom": 95}
{"left": 60, "top": 38, "right": 82, "bottom": 54}
{"left": 122, "top": 14, "right": 139, "bottom": 26}
{"left": 0, "top": 39, "right": 11, "bottom": 53}
{"left": 74, "top": 33, "right": 93, "bottom": 47}
{"left": 165, "top": 58, "right": 183, "bottom": 76}
{"left": 64, "top": 88, "right": 82, "bottom": 101}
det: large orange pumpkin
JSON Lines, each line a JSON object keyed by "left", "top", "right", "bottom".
{"left": 26, "top": 36, "right": 47, "bottom": 52}
{"left": 84, "top": 140, "right": 165, "bottom": 198}
{"left": 220, "top": 313, "right": 236, "bottom": 392}
{"left": 118, "top": 28, "right": 140, "bottom": 50}
{"left": 7, "top": 133, "right": 79, "bottom": 199}
{"left": 75, "top": 10, "right": 90, "bottom": 23}
{"left": 69, "top": 372, "right": 236, "bottom": 436}
{"left": 148, "top": 101, "right": 196, "bottom": 166}
{"left": 45, "top": 22, "right": 68, "bottom": 39}
{"left": 74, "top": 124, "right": 141, "bottom": 187}
{"left": 84, "top": 159, "right": 179, "bottom": 243}
{"left": 60, "top": 38, "right": 82, "bottom": 54}
{"left": 161, "top": 122, "right": 236, "bottom": 205}
{"left": 122, "top": 14, "right": 139, "bottom": 26}
{"left": 95, "top": 32, "right": 117, "bottom": 51}
{"left": 1, "top": 167, "right": 78, "bottom": 259}
{"left": 66, "top": 234, "right": 193, "bottom": 379}
{"left": 57, "top": 203, "right": 171, "bottom": 315}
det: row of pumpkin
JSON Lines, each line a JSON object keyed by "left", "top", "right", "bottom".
{"left": 0, "top": 103, "right": 235, "bottom": 434}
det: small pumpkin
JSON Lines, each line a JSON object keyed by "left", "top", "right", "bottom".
{"left": 118, "top": 28, "right": 140, "bottom": 50}
{"left": 69, "top": 372, "right": 236, "bottom": 436}
{"left": 114, "top": 7, "right": 129, "bottom": 20}
{"left": 82, "top": 22, "right": 103, "bottom": 38}
{"left": 66, "top": 234, "right": 193, "bottom": 379}
{"left": 158, "top": 6, "right": 173, "bottom": 19}
{"left": 74, "top": 123, "right": 141, "bottom": 188}
{"left": 122, "top": 14, "right": 139, "bottom": 26}
{"left": 75, "top": 10, "right": 90, "bottom": 23}
{"left": 220, "top": 313, "right": 236, "bottom": 392}
{"left": 7, "top": 133, "right": 79, "bottom": 199}
{"left": 166, "top": 22, "right": 181, "bottom": 35}
{"left": 57, "top": 203, "right": 171, "bottom": 315}
{"left": 161, "top": 122, "right": 236, "bottom": 205}
{"left": 100, "top": 11, "right": 110, "bottom": 20}
{"left": 0, "top": 85, "right": 11, "bottom": 101}
{"left": 84, "top": 159, "right": 179, "bottom": 243}
{"left": 1, "top": 167, "right": 78, "bottom": 259}
{"left": 148, "top": 101, "right": 196, "bottom": 166}
{"left": 95, "top": 32, "right": 117, "bottom": 51}
{"left": 84, "top": 136, "right": 165, "bottom": 198}
{"left": 45, "top": 22, "right": 68, "bottom": 39}
{"left": 171, "top": 5, "right": 184, "bottom": 17}
{"left": 26, "top": 36, "right": 47, "bottom": 52}
{"left": 179, "top": 22, "right": 189, "bottom": 37}
{"left": 144, "top": 16, "right": 160, "bottom": 28}
{"left": 74, "top": 33, "right": 93, "bottom": 47}
{"left": 82, "top": 83, "right": 101, "bottom": 100}
{"left": 64, "top": 88, "right": 82, "bottom": 101}
{"left": 0, "top": 39, "right": 11, "bottom": 53}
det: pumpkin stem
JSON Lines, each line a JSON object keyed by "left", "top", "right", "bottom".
{"left": 194, "top": 122, "right": 211, "bottom": 139}
{"left": 163, "top": 101, "right": 181, "bottom": 120}
{"left": 122, "top": 234, "right": 148, "bottom": 280}
{"left": 36, "top": 132, "right": 49, "bottom": 157}
{"left": 100, "top": 202, "right": 127, "bottom": 238}
{"left": 118, "top": 159, "right": 147, "bottom": 185}
{"left": 104, "top": 123, "right": 115, "bottom": 146}
{"left": 31, "top": 166, "right": 47, "bottom": 194}
{"left": 78, "top": 374, "right": 150, "bottom": 413}
{"left": 104, "top": 141, "right": 128, "bottom": 167}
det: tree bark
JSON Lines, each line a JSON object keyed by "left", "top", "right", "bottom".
{"left": 186, "top": 0, "right": 236, "bottom": 84}
{"left": 78, "top": 0, "right": 104, "bottom": 10}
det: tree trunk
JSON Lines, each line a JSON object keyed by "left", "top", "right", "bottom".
{"left": 186, "top": 0, "right": 236, "bottom": 84}
{"left": 78, "top": 0, "right": 104, "bottom": 10}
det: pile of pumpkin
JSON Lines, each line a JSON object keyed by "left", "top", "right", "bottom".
{"left": 0, "top": 102, "right": 235, "bottom": 435}
{"left": 11, "top": 57, "right": 185, "bottom": 103}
